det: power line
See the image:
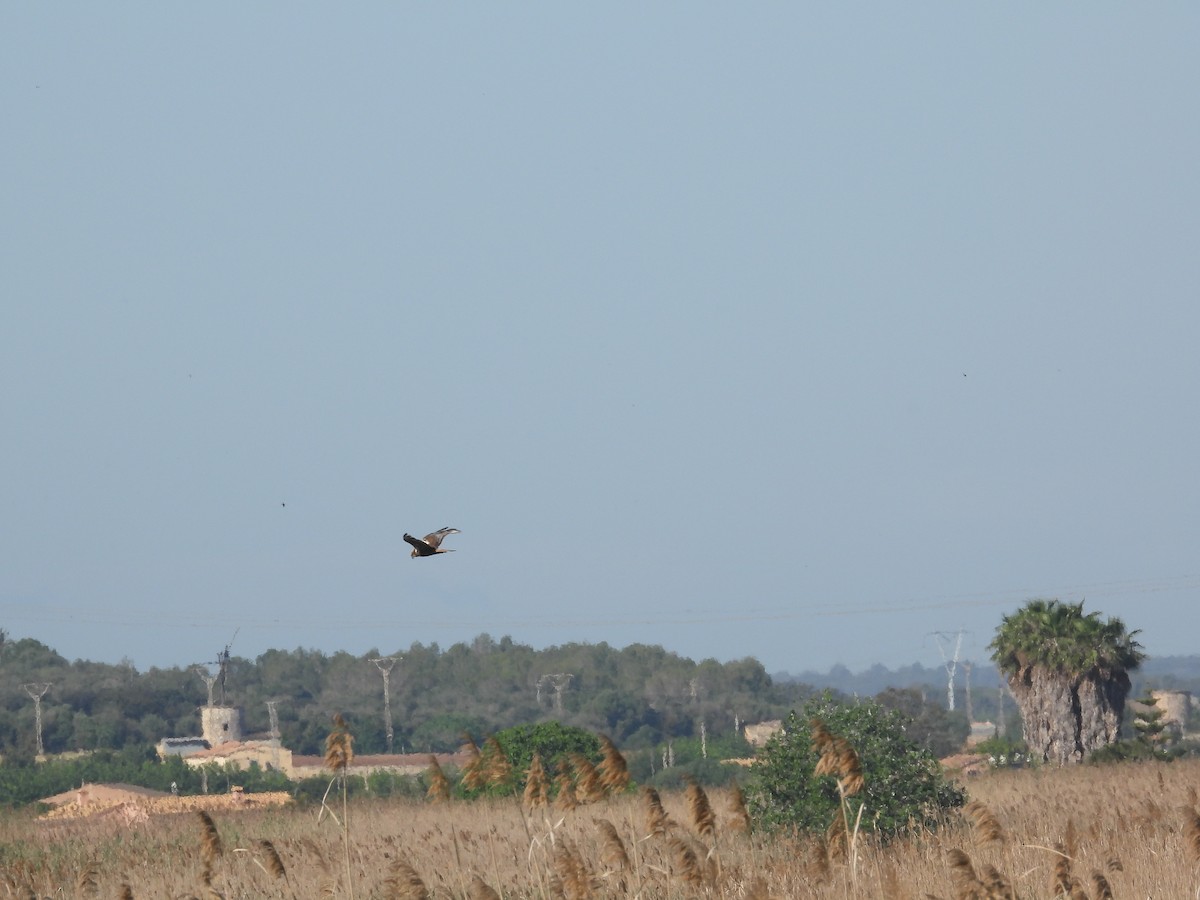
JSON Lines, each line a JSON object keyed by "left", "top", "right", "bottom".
{"left": 4, "top": 573, "right": 1198, "bottom": 633}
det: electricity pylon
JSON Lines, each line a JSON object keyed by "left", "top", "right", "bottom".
{"left": 931, "top": 631, "right": 967, "bottom": 711}
{"left": 371, "top": 657, "right": 399, "bottom": 753}
{"left": 538, "top": 674, "right": 573, "bottom": 713}
{"left": 23, "top": 683, "right": 51, "bottom": 757}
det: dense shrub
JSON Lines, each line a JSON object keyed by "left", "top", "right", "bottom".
{"left": 490, "top": 721, "right": 601, "bottom": 782}
{"left": 747, "top": 694, "right": 965, "bottom": 837}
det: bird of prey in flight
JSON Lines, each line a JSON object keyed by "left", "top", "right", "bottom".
{"left": 404, "top": 527, "right": 461, "bottom": 558}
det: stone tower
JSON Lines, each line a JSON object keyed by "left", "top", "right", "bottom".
{"left": 201, "top": 706, "right": 243, "bottom": 746}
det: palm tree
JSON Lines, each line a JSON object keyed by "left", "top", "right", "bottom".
{"left": 989, "top": 599, "right": 1144, "bottom": 765}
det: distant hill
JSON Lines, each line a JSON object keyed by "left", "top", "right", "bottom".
{"left": 776, "top": 654, "right": 1200, "bottom": 703}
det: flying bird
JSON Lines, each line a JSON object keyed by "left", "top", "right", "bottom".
{"left": 404, "top": 527, "right": 461, "bottom": 558}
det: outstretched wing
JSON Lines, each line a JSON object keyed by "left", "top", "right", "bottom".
{"left": 422, "top": 527, "right": 461, "bottom": 550}
{"left": 403, "top": 533, "right": 435, "bottom": 556}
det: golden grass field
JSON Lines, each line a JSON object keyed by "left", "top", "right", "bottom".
{"left": 4, "top": 758, "right": 1200, "bottom": 898}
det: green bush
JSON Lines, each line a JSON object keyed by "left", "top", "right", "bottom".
{"left": 490, "top": 721, "right": 601, "bottom": 782}
{"left": 746, "top": 694, "right": 965, "bottom": 837}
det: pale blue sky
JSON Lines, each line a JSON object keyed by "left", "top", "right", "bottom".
{"left": 3, "top": 6, "right": 1198, "bottom": 677}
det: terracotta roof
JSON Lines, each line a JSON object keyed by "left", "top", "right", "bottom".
{"left": 186, "top": 740, "right": 275, "bottom": 759}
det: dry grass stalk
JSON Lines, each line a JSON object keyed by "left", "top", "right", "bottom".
{"left": 426, "top": 755, "right": 451, "bottom": 803}
{"left": 384, "top": 859, "right": 431, "bottom": 900}
{"left": 825, "top": 817, "right": 848, "bottom": 863}
{"left": 806, "top": 837, "right": 831, "bottom": 883}
{"left": 684, "top": 776, "right": 717, "bottom": 840}
{"left": 1185, "top": 806, "right": 1200, "bottom": 864}
{"left": 325, "top": 714, "right": 357, "bottom": 900}
{"left": 524, "top": 752, "right": 551, "bottom": 809}
{"left": 75, "top": 861, "right": 99, "bottom": 896}
{"left": 302, "top": 837, "right": 332, "bottom": 875}
{"left": 596, "top": 817, "right": 631, "bottom": 872}
{"left": 811, "top": 718, "right": 864, "bottom": 797}
{"left": 746, "top": 876, "right": 772, "bottom": 900}
{"left": 963, "top": 800, "right": 1007, "bottom": 846}
{"left": 569, "top": 753, "right": 605, "bottom": 803}
{"left": 324, "top": 713, "right": 354, "bottom": 772}
{"left": 469, "top": 874, "right": 501, "bottom": 900}
{"left": 198, "top": 811, "right": 223, "bottom": 868}
{"left": 597, "top": 735, "right": 631, "bottom": 794}
{"left": 641, "top": 786, "right": 671, "bottom": 836}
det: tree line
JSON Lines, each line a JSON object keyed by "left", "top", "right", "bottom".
{"left": 0, "top": 631, "right": 970, "bottom": 761}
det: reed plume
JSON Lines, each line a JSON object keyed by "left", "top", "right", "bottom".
{"left": 569, "top": 753, "right": 605, "bottom": 803}
{"left": 667, "top": 835, "right": 705, "bottom": 887}
{"left": 945, "top": 849, "right": 983, "bottom": 900}
{"left": 460, "top": 733, "right": 487, "bottom": 792}
{"left": 811, "top": 718, "right": 864, "bottom": 797}
{"left": 523, "top": 751, "right": 550, "bottom": 809}
{"left": 426, "top": 755, "right": 451, "bottom": 803}
{"left": 597, "top": 735, "right": 631, "bottom": 794}
{"left": 979, "top": 864, "right": 1015, "bottom": 900}
{"left": 555, "top": 769, "right": 579, "bottom": 811}
{"left": 1051, "top": 841, "right": 1073, "bottom": 897}
{"left": 469, "top": 874, "right": 501, "bottom": 900}
{"left": 727, "top": 783, "right": 751, "bottom": 833}
{"left": 641, "top": 785, "right": 671, "bottom": 836}
{"left": 259, "top": 839, "right": 287, "bottom": 880}
{"left": 384, "top": 859, "right": 430, "bottom": 900}
{"left": 596, "top": 818, "right": 631, "bottom": 872}
{"left": 963, "top": 800, "right": 1006, "bottom": 846}
{"left": 197, "top": 811, "right": 223, "bottom": 868}
{"left": 482, "top": 735, "right": 513, "bottom": 788}
{"left": 325, "top": 714, "right": 356, "bottom": 900}
{"left": 684, "top": 776, "right": 717, "bottom": 839}
{"left": 1064, "top": 817, "right": 1077, "bottom": 860}
{"left": 553, "top": 837, "right": 595, "bottom": 900}
{"left": 1185, "top": 806, "right": 1200, "bottom": 864}
{"left": 324, "top": 713, "right": 354, "bottom": 772}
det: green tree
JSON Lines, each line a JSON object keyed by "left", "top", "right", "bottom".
{"left": 490, "top": 721, "right": 601, "bottom": 786}
{"left": 989, "top": 599, "right": 1144, "bottom": 764}
{"left": 1132, "top": 692, "right": 1169, "bottom": 751}
{"left": 746, "top": 694, "right": 964, "bottom": 837}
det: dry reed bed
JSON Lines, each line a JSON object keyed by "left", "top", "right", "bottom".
{"left": 3, "top": 758, "right": 1200, "bottom": 897}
